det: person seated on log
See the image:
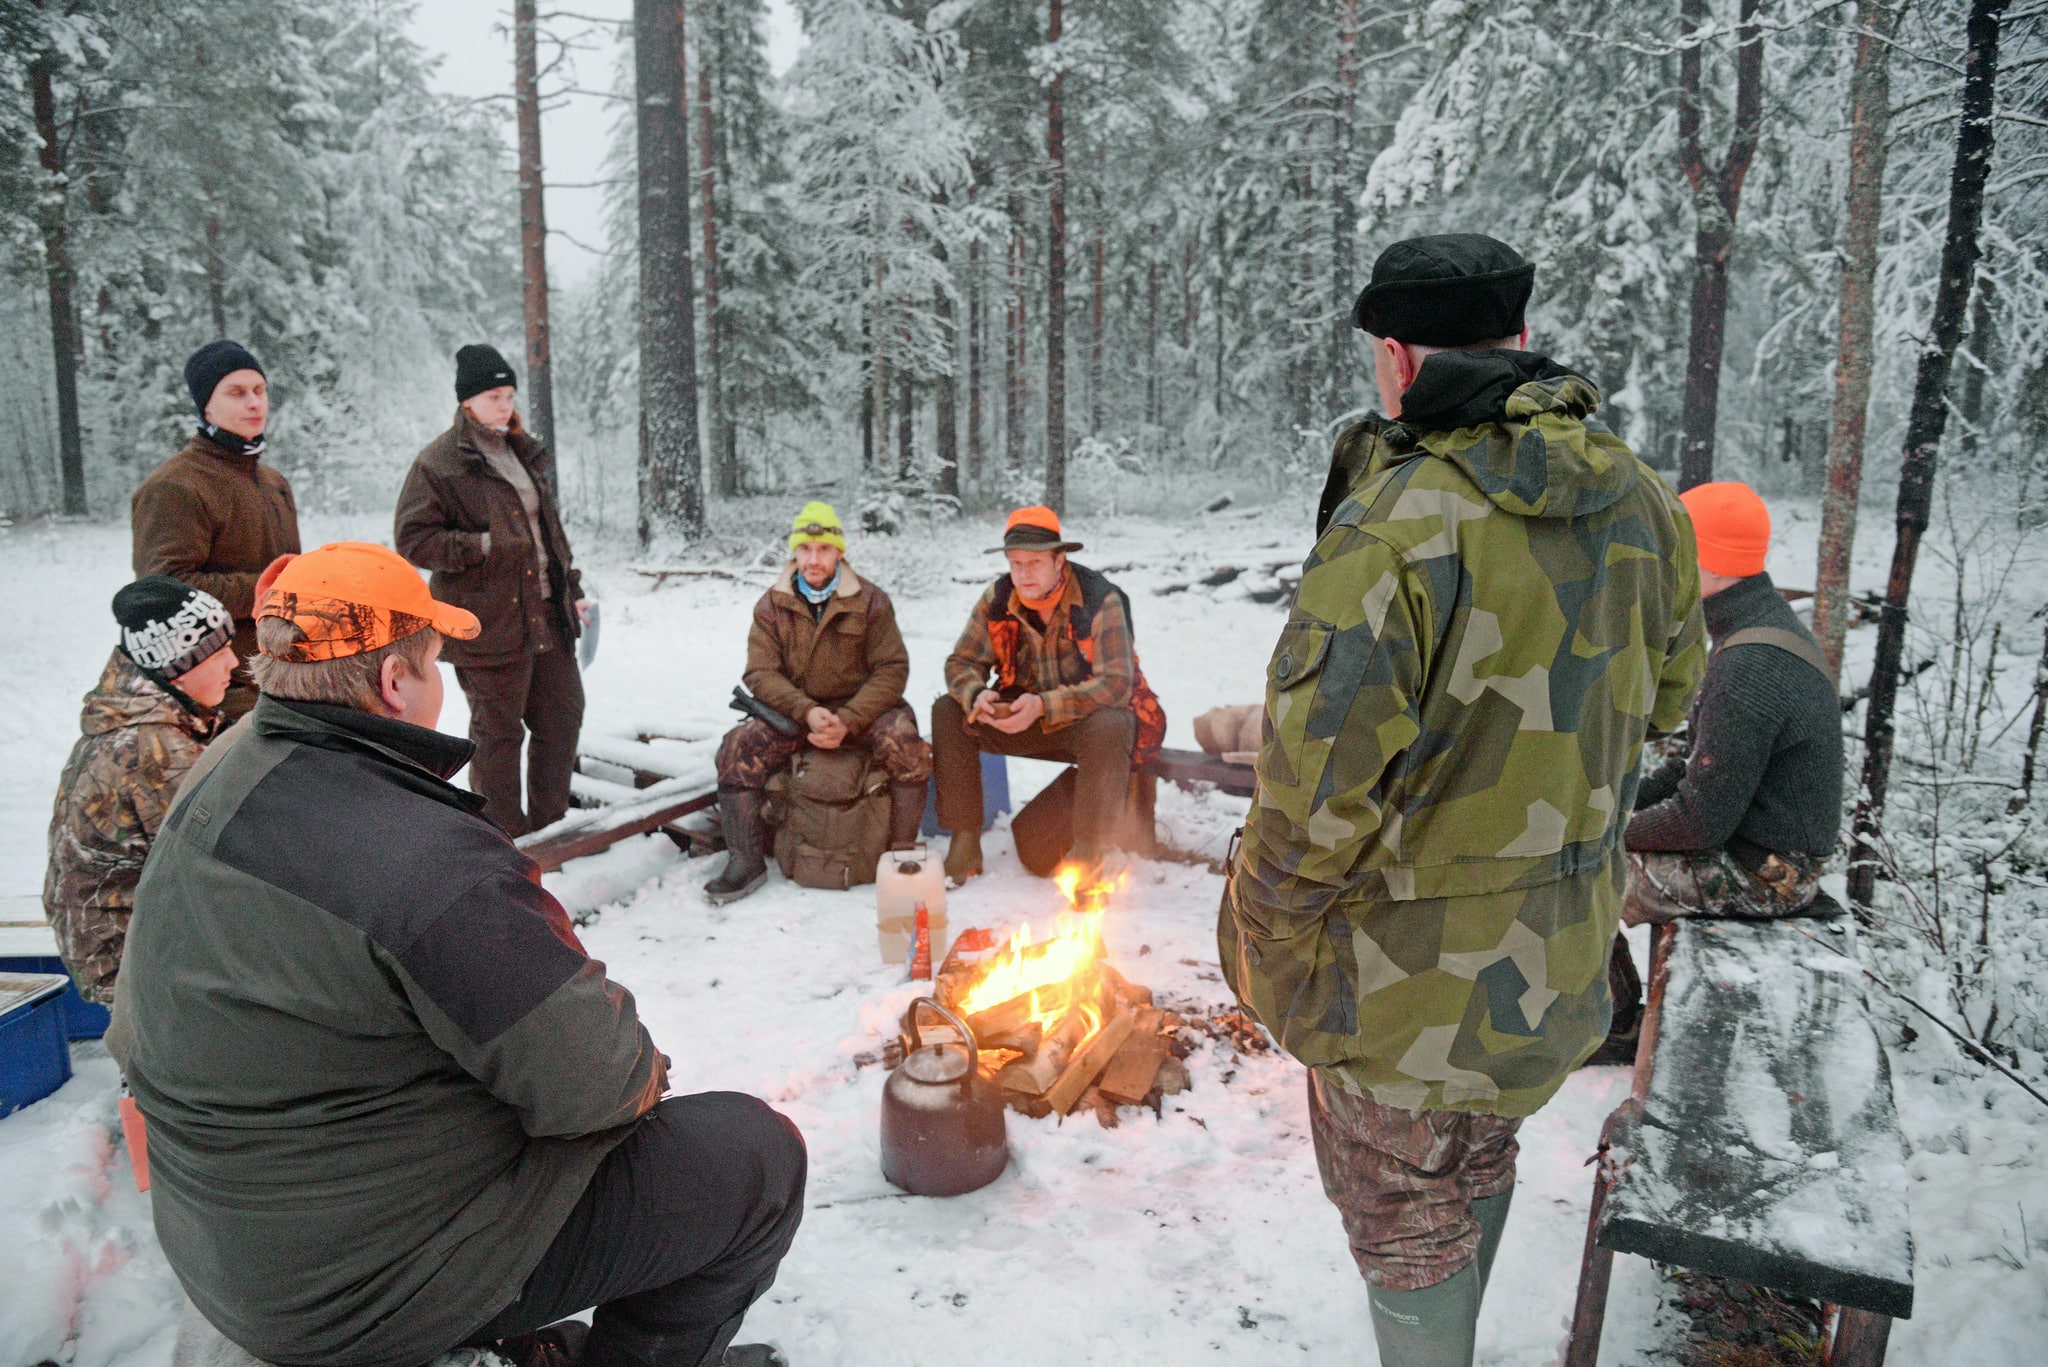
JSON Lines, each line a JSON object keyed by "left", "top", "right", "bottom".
{"left": 1624, "top": 481, "right": 1844, "bottom": 924}
{"left": 934, "top": 506, "right": 1166, "bottom": 885}
{"left": 44, "top": 577, "right": 236, "bottom": 1006}
{"left": 705, "top": 500, "right": 933, "bottom": 905}
{"left": 108, "top": 542, "right": 804, "bottom": 1367}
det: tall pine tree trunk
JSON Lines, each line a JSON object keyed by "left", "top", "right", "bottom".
{"left": 1675, "top": 0, "right": 1764, "bottom": 492}
{"left": 967, "top": 231, "right": 983, "bottom": 492}
{"left": 30, "top": 33, "right": 84, "bottom": 516}
{"left": 1088, "top": 149, "right": 1104, "bottom": 437}
{"left": 1146, "top": 222, "right": 1160, "bottom": 428}
{"left": 634, "top": 0, "right": 705, "bottom": 543}
{"left": 1006, "top": 196, "right": 1024, "bottom": 471}
{"left": 1812, "top": 0, "right": 1902, "bottom": 677}
{"left": 696, "top": 41, "right": 733, "bottom": 498}
{"left": 935, "top": 253, "right": 959, "bottom": 500}
{"left": 514, "top": 0, "right": 557, "bottom": 473}
{"left": 1329, "top": 0, "right": 1358, "bottom": 414}
{"left": 1043, "top": 0, "right": 1068, "bottom": 511}
{"left": 1847, "top": 0, "right": 2011, "bottom": 911}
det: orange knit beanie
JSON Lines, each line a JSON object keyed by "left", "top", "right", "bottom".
{"left": 1679, "top": 482, "right": 1770, "bottom": 578}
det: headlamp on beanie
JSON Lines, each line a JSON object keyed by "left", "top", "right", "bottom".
{"left": 1350, "top": 234, "right": 1535, "bottom": 348}
{"left": 114, "top": 576, "right": 235, "bottom": 682}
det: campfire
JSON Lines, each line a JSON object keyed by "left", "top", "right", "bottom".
{"left": 929, "top": 863, "right": 1189, "bottom": 1124}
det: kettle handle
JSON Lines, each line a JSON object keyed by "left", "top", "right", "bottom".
{"left": 904, "top": 996, "right": 979, "bottom": 1056}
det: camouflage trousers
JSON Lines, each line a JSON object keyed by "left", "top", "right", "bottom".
{"left": 1307, "top": 1069, "right": 1522, "bottom": 1291}
{"left": 714, "top": 701, "right": 931, "bottom": 791}
{"left": 1622, "top": 848, "right": 1824, "bottom": 927}
{"left": 47, "top": 899, "right": 126, "bottom": 1005}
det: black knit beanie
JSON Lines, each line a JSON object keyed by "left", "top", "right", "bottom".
{"left": 455, "top": 344, "right": 517, "bottom": 404}
{"left": 184, "top": 339, "right": 266, "bottom": 418}
{"left": 1351, "top": 234, "right": 1535, "bottom": 347}
{"left": 113, "top": 576, "right": 235, "bottom": 682}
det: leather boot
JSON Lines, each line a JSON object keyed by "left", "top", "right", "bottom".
{"left": 889, "top": 780, "right": 928, "bottom": 851}
{"left": 705, "top": 787, "right": 769, "bottom": 904}
{"left": 492, "top": 1320, "right": 589, "bottom": 1367}
{"left": 944, "top": 826, "right": 983, "bottom": 885}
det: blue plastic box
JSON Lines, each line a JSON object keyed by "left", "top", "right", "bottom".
{"left": 0, "top": 955, "right": 110, "bottom": 1039}
{"left": 920, "top": 754, "right": 1011, "bottom": 837}
{"left": 0, "top": 973, "right": 74, "bottom": 1118}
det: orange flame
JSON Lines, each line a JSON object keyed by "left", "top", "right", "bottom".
{"left": 955, "top": 862, "right": 1128, "bottom": 1043}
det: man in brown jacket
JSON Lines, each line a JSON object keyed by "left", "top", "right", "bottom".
{"left": 705, "top": 501, "right": 931, "bottom": 904}
{"left": 131, "top": 340, "right": 301, "bottom": 720}
{"left": 395, "top": 344, "right": 590, "bottom": 837}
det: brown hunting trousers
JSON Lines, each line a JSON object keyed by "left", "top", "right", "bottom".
{"left": 1307, "top": 1070, "right": 1522, "bottom": 1291}
{"left": 454, "top": 641, "right": 584, "bottom": 837}
{"left": 1622, "top": 847, "right": 1824, "bottom": 926}
{"left": 930, "top": 695, "right": 1136, "bottom": 860}
{"left": 714, "top": 702, "right": 931, "bottom": 791}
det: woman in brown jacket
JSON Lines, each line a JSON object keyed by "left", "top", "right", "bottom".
{"left": 394, "top": 344, "right": 589, "bottom": 836}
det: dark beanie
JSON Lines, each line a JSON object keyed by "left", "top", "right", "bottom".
{"left": 455, "top": 344, "right": 517, "bottom": 404}
{"left": 185, "top": 339, "right": 266, "bottom": 417}
{"left": 113, "top": 575, "right": 235, "bottom": 682}
{"left": 1350, "top": 234, "right": 1535, "bottom": 347}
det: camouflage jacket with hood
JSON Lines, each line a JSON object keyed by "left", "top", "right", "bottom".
{"left": 44, "top": 648, "right": 218, "bottom": 1003}
{"left": 1220, "top": 352, "right": 1705, "bottom": 1117}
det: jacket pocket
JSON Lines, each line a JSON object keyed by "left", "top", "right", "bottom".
{"left": 1270, "top": 620, "right": 1332, "bottom": 691}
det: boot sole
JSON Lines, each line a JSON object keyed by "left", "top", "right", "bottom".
{"left": 705, "top": 869, "right": 768, "bottom": 905}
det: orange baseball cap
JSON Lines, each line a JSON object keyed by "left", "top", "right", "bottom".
{"left": 256, "top": 542, "right": 480, "bottom": 663}
{"left": 1679, "top": 482, "right": 1770, "bottom": 578}
{"left": 989, "top": 505, "right": 1083, "bottom": 554}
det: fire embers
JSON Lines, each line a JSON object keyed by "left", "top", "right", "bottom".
{"left": 932, "top": 862, "right": 1193, "bottom": 1127}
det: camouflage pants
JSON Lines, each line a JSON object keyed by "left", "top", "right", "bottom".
{"left": 48, "top": 900, "right": 126, "bottom": 1005}
{"left": 1307, "top": 1069, "right": 1521, "bottom": 1291}
{"left": 714, "top": 701, "right": 931, "bottom": 791}
{"left": 1622, "top": 848, "right": 1823, "bottom": 927}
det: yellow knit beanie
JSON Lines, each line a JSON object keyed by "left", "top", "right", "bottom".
{"left": 788, "top": 500, "right": 847, "bottom": 553}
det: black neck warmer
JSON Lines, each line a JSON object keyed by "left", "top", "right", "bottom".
{"left": 198, "top": 421, "right": 266, "bottom": 458}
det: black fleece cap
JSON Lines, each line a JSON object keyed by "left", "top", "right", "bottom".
{"left": 184, "top": 339, "right": 265, "bottom": 417}
{"left": 455, "top": 344, "right": 517, "bottom": 403}
{"left": 1351, "top": 234, "right": 1535, "bottom": 346}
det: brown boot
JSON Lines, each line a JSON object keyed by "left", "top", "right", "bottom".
{"left": 889, "top": 780, "right": 928, "bottom": 851}
{"left": 492, "top": 1320, "right": 589, "bottom": 1367}
{"left": 706, "top": 787, "right": 769, "bottom": 904}
{"left": 944, "top": 826, "right": 982, "bottom": 885}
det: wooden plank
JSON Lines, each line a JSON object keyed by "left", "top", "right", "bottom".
{"left": 1597, "top": 919, "right": 1915, "bottom": 1319}
{"left": 518, "top": 782, "right": 718, "bottom": 872}
{"left": 1096, "top": 1027, "right": 1167, "bottom": 1105}
{"left": 1143, "top": 746, "right": 1256, "bottom": 798}
{"left": 1045, "top": 1009, "right": 1136, "bottom": 1116}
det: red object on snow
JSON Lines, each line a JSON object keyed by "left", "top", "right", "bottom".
{"left": 119, "top": 1093, "right": 150, "bottom": 1191}
{"left": 910, "top": 903, "right": 932, "bottom": 981}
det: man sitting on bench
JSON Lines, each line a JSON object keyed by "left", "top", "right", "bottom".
{"left": 706, "top": 501, "right": 932, "bottom": 904}
{"left": 1625, "top": 481, "right": 1844, "bottom": 924}
{"left": 934, "top": 506, "right": 1165, "bottom": 884}
{"left": 110, "top": 542, "right": 804, "bottom": 1367}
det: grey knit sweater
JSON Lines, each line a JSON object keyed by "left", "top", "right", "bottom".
{"left": 1627, "top": 572, "right": 1844, "bottom": 866}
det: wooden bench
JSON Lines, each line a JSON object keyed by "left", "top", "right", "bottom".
{"left": 518, "top": 724, "right": 724, "bottom": 872}
{"left": 1565, "top": 900, "right": 1915, "bottom": 1365}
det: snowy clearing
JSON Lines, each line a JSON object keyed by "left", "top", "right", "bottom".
{"left": 1, "top": 507, "right": 2043, "bottom": 1366}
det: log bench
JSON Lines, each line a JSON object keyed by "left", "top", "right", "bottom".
{"left": 1565, "top": 899, "right": 1915, "bottom": 1365}
{"left": 517, "top": 726, "right": 723, "bottom": 872}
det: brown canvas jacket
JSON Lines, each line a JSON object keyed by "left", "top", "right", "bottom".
{"left": 394, "top": 411, "right": 583, "bottom": 668}
{"left": 131, "top": 432, "right": 301, "bottom": 672}
{"left": 44, "top": 649, "right": 217, "bottom": 1003}
{"left": 744, "top": 563, "right": 910, "bottom": 734}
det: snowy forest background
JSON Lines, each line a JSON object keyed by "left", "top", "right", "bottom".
{"left": 3, "top": 0, "right": 2048, "bottom": 1076}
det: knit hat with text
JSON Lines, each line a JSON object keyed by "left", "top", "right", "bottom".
{"left": 114, "top": 576, "right": 235, "bottom": 682}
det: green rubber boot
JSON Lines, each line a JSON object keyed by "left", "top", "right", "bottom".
{"left": 1473, "top": 1189, "right": 1514, "bottom": 1300}
{"left": 1367, "top": 1263, "right": 1480, "bottom": 1367}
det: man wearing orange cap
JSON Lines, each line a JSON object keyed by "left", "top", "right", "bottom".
{"left": 1622, "top": 481, "right": 1843, "bottom": 929}
{"left": 108, "top": 541, "right": 804, "bottom": 1367}
{"left": 936, "top": 507, "right": 1166, "bottom": 883}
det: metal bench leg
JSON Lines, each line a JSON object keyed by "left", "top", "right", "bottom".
{"left": 1828, "top": 1308, "right": 1892, "bottom": 1366}
{"left": 1564, "top": 1101, "right": 1641, "bottom": 1367}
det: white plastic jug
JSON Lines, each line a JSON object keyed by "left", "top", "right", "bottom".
{"left": 876, "top": 844, "right": 948, "bottom": 967}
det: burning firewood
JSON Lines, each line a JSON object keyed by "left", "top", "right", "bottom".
{"left": 1045, "top": 1007, "right": 1136, "bottom": 1116}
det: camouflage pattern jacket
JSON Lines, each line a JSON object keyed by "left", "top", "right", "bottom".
{"left": 44, "top": 649, "right": 218, "bottom": 1003}
{"left": 1221, "top": 352, "right": 1705, "bottom": 1117}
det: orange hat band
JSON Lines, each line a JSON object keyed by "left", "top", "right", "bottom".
{"left": 258, "top": 593, "right": 435, "bottom": 663}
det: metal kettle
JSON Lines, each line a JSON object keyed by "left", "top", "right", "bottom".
{"left": 880, "top": 997, "right": 1010, "bottom": 1197}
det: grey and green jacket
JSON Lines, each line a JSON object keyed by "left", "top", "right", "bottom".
{"left": 109, "top": 697, "right": 664, "bottom": 1367}
{"left": 1221, "top": 351, "right": 1705, "bottom": 1117}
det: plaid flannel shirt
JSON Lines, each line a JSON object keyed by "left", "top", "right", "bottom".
{"left": 944, "top": 571, "right": 1137, "bottom": 731}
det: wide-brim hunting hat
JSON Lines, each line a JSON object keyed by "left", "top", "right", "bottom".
{"left": 988, "top": 505, "right": 1082, "bottom": 554}
{"left": 257, "top": 542, "right": 480, "bottom": 663}
{"left": 1351, "top": 233, "right": 1535, "bottom": 347}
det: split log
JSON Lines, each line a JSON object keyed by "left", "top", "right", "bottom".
{"left": 994, "top": 1011, "right": 1090, "bottom": 1094}
{"left": 1097, "top": 1014, "right": 1169, "bottom": 1105}
{"left": 964, "top": 991, "right": 1040, "bottom": 1046}
{"left": 1096, "top": 964, "right": 1153, "bottom": 1010}
{"left": 1045, "top": 1009, "right": 1136, "bottom": 1116}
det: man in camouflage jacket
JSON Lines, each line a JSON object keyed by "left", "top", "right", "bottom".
{"left": 1219, "top": 235, "right": 1704, "bottom": 1365}
{"left": 45, "top": 578, "right": 236, "bottom": 1003}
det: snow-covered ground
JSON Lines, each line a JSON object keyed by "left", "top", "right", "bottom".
{"left": 2, "top": 503, "right": 2043, "bottom": 1365}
